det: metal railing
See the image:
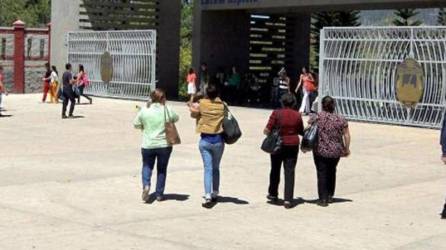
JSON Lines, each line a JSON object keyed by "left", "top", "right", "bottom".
{"left": 319, "top": 26, "right": 446, "bottom": 129}
{"left": 67, "top": 30, "right": 156, "bottom": 100}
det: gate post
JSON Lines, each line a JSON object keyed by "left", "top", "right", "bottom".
{"left": 13, "top": 20, "right": 25, "bottom": 93}
{"left": 47, "top": 23, "right": 51, "bottom": 64}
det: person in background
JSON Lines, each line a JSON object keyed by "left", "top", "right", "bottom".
{"left": 439, "top": 112, "right": 446, "bottom": 219}
{"left": 189, "top": 83, "right": 225, "bottom": 208}
{"left": 199, "top": 63, "right": 209, "bottom": 95}
{"left": 49, "top": 66, "right": 59, "bottom": 104}
{"left": 134, "top": 89, "right": 179, "bottom": 203}
{"left": 308, "top": 96, "right": 351, "bottom": 207}
{"left": 264, "top": 93, "right": 304, "bottom": 209}
{"left": 0, "top": 66, "right": 8, "bottom": 116}
{"left": 277, "top": 68, "right": 290, "bottom": 108}
{"left": 296, "top": 67, "right": 316, "bottom": 115}
{"left": 41, "top": 63, "right": 52, "bottom": 103}
{"left": 226, "top": 66, "right": 241, "bottom": 105}
{"left": 61, "top": 63, "right": 77, "bottom": 119}
{"left": 76, "top": 64, "right": 92, "bottom": 104}
{"left": 186, "top": 68, "right": 197, "bottom": 103}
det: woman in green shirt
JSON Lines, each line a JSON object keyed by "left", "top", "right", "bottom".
{"left": 134, "top": 89, "right": 179, "bottom": 202}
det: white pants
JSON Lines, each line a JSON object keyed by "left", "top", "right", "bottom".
{"left": 299, "top": 89, "right": 310, "bottom": 113}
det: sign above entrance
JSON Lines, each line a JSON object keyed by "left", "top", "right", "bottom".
{"left": 198, "top": 0, "right": 443, "bottom": 11}
{"left": 200, "top": 0, "right": 259, "bottom": 5}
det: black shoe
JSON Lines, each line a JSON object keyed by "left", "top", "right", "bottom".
{"left": 68, "top": 114, "right": 74, "bottom": 119}
{"left": 284, "top": 201, "right": 293, "bottom": 209}
{"left": 156, "top": 196, "right": 163, "bottom": 202}
{"left": 211, "top": 196, "right": 218, "bottom": 203}
{"left": 317, "top": 199, "right": 329, "bottom": 207}
{"left": 62, "top": 115, "right": 68, "bottom": 119}
{"left": 266, "top": 194, "right": 278, "bottom": 203}
{"left": 328, "top": 196, "right": 334, "bottom": 203}
{"left": 202, "top": 198, "right": 213, "bottom": 209}
{"left": 441, "top": 204, "right": 446, "bottom": 219}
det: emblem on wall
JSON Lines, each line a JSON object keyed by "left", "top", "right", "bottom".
{"left": 395, "top": 58, "right": 424, "bottom": 108}
{"left": 100, "top": 51, "right": 113, "bottom": 83}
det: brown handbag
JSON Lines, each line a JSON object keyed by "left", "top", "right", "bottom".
{"left": 164, "top": 106, "right": 181, "bottom": 145}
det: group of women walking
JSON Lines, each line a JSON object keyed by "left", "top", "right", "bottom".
{"left": 42, "top": 63, "right": 92, "bottom": 105}
{"left": 133, "top": 80, "right": 351, "bottom": 209}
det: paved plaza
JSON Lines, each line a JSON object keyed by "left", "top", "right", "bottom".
{"left": 0, "top": 94, "right": 445, "bottom": 250}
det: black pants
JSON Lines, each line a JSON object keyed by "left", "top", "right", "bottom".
{"left": 77, "top": 85, "right": 92, "bottom": 103}
{"left": 62, "top": 90, "right": 76, "bottom": 116}
{"left": 313, "top": 153, "right": 340, "bottom": 201}
{"left": 269, "top": 145, "right": 299, "bottom": 202}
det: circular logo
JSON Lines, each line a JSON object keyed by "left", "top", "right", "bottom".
{"left": 395, "top": 58, "right": 424, "bottom": 108}
{"left": 100, "top": 52, "right": 113, "bottom": 83}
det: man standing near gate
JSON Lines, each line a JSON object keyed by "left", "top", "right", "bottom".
{"left": 61, "top": 63, "right": 76, "bottom": 119}
{"left": 440, "top": 112, "right": 446, "bottom": 219}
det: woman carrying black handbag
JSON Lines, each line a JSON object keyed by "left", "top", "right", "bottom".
{"left": 263, "top": 93, "right": 304, "bottom": 209}
{"left": 308, "top": 96, "right": 351, "bottom": 207}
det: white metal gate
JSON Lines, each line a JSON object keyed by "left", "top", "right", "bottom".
{"left": 67, "top": 30, "right": 156, "bottom": 100}
{"left": 319, "top": 27, "right": 446, "bottom": 128}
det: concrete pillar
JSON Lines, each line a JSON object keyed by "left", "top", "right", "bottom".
{"left": 47, "top": 23, "right": 51, "bottom": 64}
{"left": 193, "top": 10, "right": 250, "bottom": 77}
{"left": 157, "top": 0, "right": 181, "bottom": 99}
{"left": 50, "top": 0, "right": 80, "bottom": 75}
{"left": 13, "top": 20, "right": 25, "bottom": 94}
{"left": 286, "top": 13, "right": 311, "bottom": 88}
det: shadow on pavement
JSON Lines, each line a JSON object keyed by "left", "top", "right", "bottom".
{"left": 216, "top": 196, "right": 249, "bottom": 205}
{"left": 0, "top": 114, "right": 13, "bottom": 118}
{"left": 267, "top": 197, "right": 305, "bottom": 208}
{"left": 146, "top": 193, "right": 190, "bottom": 204}
{"left": 304, "top": 197, "right": 353, "bottom": 204}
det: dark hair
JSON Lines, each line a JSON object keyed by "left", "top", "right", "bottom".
{"left": 79, "top": 64, "right": 84, "bottom": 72}
{"left": 45, "top": 62, "right": 50, "bottom": 68}
{"left": 150, "top": 88, "right": 166, "bottom": 104}
{"left": 51, "top": 65, "right": 58, "bottom": 75}
{"left": 322, "top": 96, "right": 336, "bottom": 113}
{"left": 206, "top": 84, "right": 219, "bottom": 100}
{"left": 280, "top": 93, "right": 296, "bottom": 108}
{"left": 65, "top": 63, "right": 72, "bottom": 70}
{"left": 188, "top": 68, "right": 194, "bottom": 74}
{"left": 193, "top": 92, "right": 204, "bottom": 103}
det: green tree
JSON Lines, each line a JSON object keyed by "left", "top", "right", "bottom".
{"left": 438, "top": 8, "right": 446, "bottom": 25}
{"left": 178, "top": 2, "right": 193, "bottom": 99}
{"left": 310, "top": 11, "right": 360, "bottom": 71}
{"left": 0, "top": 0, "right": 50, "bottom": 27}
{"left": 392, "top": 9, "right": 422, "bottom": 26}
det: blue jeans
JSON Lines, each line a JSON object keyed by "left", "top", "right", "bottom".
{"left": 141, "top": 147, "right": 173, "bottom": 196}
{"left": 199, "top": 139, "right": 225, "bottom": 198}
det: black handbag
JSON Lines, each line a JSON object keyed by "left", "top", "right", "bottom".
{"left": 261, "top": 110, "right": 282, "bottom": 154}
{"left": 222, "top": 104, "right": 242, "bottom": 145}
{"left": 301, "top": 121, "right": 318, "bottom": 152}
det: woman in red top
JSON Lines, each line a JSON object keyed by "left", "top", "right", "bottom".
{"left": 264, "top": 93, "right": 304, "bottom": 208}
{"left": 295, "top": 67, "right": 316, "bottom": 115}
{"left": 186, "top": 68, "right": 197, "bottom": 103}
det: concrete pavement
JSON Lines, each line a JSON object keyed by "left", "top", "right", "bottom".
{"left": 0, "top": 94, "right": 445, "bottom": 250}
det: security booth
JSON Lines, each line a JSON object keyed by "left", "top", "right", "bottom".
{"left": 192, "top": 0, "right": 444, "bottom": 107}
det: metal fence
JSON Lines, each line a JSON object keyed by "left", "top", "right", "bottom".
{"left": 67, "top": 30, "right": 156, "bottom": 100}
{"left": 319, "top": 27, "right": 446, "bottom": 129}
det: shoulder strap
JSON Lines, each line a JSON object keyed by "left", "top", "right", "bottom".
{"left": 164, "top": 105, "right": 171, "bottom": 123}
